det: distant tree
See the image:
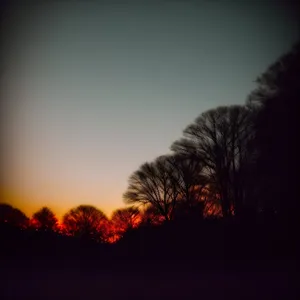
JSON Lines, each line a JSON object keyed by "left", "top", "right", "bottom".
{"left": 123, "top": 155, "right": 180, "bottom": 221}
{"left": 30, "top": 207, "right": 58, "bottom": 232}
{"left": 111, "top": 207, "right": 141, "bottom": 239}
{"left": 171, "top": 105, "right": 253, "bottom": 218}
{"left": 62, "top": 205, "right": 108, "bottom": 243}
{"left": 140, "top": 205, "right": 165, "bottom": 226}
{"left": 0, "top": 203, "right": 29, "bottom": 228}
{"left": 201, "top": 184, "right": 223, "bottom": 218}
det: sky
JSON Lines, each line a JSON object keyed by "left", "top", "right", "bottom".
{"left": 1, "top": 0, "right": 299, "bottom": 220}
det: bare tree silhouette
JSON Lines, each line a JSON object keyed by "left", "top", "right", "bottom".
{"left": 123, "top": 156, "right": 180, "bottom": 221}
{"left": 30, "top": 207, "right": 58, "bottom": 232}
{"left": 62, "top": 205, "right": 109, "bottom": 243}
{"left": 171, "top": 105, "right": 253, "bottom": 218}
{"left": 167, "top": 154, "right": 207, "bottom": 221}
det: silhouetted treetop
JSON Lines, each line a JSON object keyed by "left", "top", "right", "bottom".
{"left": 0, "top": 203, "right": 29, "bottom": 228}
{"left": 247, "top": 41, "right": 300, "bottom": 107}
{"left": 111, "top": 206, "right": 141, "bottom": 240}
{"left": 30, "top": 207, "right": 58, "bottom": 232}
{"left": 62, "top": 205, "right": 108, "bottom": 243}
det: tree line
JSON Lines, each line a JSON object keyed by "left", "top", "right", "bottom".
{"left": 1, "top": 41, "right": 299, "bottom": 247}
{"left": 0, "top": 203, "right": 152, "bottom": 243}
{"left": 124, "top": 41, "right": 300, "bottom": 227}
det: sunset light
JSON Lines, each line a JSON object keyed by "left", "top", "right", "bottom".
{"left": 1, "top": 1, "right": 299, "bottom": 299}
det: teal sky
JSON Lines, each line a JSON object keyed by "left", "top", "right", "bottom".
{"left": 1, "top": 0, "right": 299, "bottom": 219}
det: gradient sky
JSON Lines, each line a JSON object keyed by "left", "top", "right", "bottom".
{"left": 1, "top": 0, "right": 299, "bottom": 220}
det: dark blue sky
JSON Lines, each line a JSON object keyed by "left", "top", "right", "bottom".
{"left": 1, "top": 0, "right": 299, "bottom": 218}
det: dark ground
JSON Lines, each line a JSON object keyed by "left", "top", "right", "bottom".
{"left": 1, "top": 254, "right": 299, "bottom": 300}
{"left": 1, "top": 222, "right": 299, "bottom": 299}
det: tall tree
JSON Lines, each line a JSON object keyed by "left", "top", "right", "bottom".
{"left": 30, "top": 207, "right": 58, "bottom": 232}
{"left": 247, "top": 41, "right": 300, "bottom": 222}
{"left": 62, "top": 205, "right": 108, "bottom": 243}
{"left": 171, "top": 105, "right": 253, "bottom": 218}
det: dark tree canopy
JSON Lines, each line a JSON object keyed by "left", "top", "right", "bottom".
{"left": 247, "top": 41, "right": 300, "bottom": 222}
{"left": 0, "top": 203, "right": 29, "bottom": 228}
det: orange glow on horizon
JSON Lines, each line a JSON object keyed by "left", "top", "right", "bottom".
{"left": 1, "top": 184, "right": 223, "bottom": 244}
{"left": 0, "top": 187, "right": 126, "bottom": 223}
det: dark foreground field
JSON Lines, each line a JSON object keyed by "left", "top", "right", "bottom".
{"left": 1, "top": 221, "right": 299, "bottom": 299}
{"left": 1, "top": 256, "right": 298, "bottom": 300}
